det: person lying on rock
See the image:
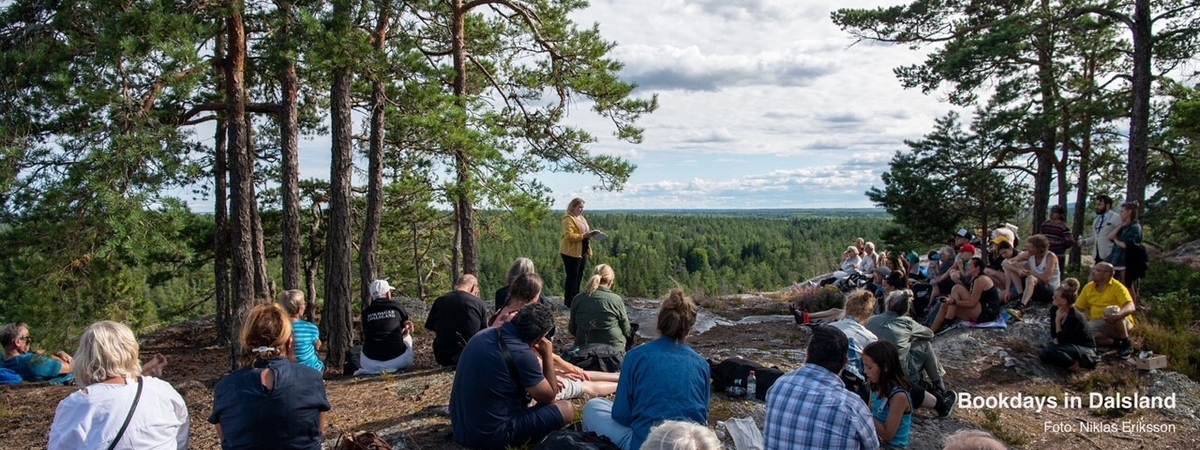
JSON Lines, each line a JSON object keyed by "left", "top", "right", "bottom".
{"left": 2, "top": 322, "right": 75, "bottom": 384}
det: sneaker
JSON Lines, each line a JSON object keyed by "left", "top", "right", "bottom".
{"left": 1005, "top": 308, "right": 1024, "bottom": 322}
{"left": 1116, "top": 340, "right": 1134, "bottom": 358}
{"left": 936, "top": 389, "right": 957, "bottom": 418}
{"left": 935, "top": 320, "right": 960, "bottom": 336}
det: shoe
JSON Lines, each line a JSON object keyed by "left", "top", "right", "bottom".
{"left": 936, "top": 389, "right": 957, "bottom": 418}
{"left": 935, "top": 320, "right": 960, "bottom": 336}
{"left": 1116, "top": 340, "right": 1134, "bottom": 358}
{"left": 789, "top": 304, "right": 809, "bottom": 325}
{"left": 1005, "top": 308, "right": 1023, "bottom": 322}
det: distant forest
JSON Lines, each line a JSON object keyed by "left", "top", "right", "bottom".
{"left": 477, "top": 211, "right": 892, "bottom": 299}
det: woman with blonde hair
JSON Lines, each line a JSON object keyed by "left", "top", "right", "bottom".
{"left": 569, "top": 264, "right": 632, "bottom": 353}
{"left": 584, "top": 289, "right": 710, "bottom": 450}
{"left": 49, "top": 321, "right": 188, "bottom": 449}
{"left": 561, "top": 197, "right": 601, "bottom": 307}
{"left": 640, "top": 420, "right": 721, "bottom": 450}
{"left": 209, "top": 303, "right": 330, "bottom": 449}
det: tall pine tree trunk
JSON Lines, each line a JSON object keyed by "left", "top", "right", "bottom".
{"left": 323, "top": 0, "right": 355, "bottom": 371}
{"left": 213, "top": 29, "right": 232, "bottom": 347}
{"left": 360, "top": 2, "right": 390, "bottom": 309}
{"left": 451, "top": 0, "right": 476, "bottom": 276}
{"left": 1032, "top": 22, "right": 1056, "bottom": 228}
{"left": 1127, "top": 0, "right": 1151, "bottom": 205}
{"left": 224, "top": 0, "right": 253, "bottom": 370}
{"left": 277, "top": 0, "right": 302, "bottom": 291}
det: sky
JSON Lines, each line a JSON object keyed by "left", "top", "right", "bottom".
{"left": 541, "top": 0, "right": 960, "bottom": 209}
{"left": 180, "top": 0, "right": 962, "bottom": 211}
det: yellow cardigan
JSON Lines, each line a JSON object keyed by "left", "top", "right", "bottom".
{"left": 560, "top": 215, "right": 593, "bottom": 258}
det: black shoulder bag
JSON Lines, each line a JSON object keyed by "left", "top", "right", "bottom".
{"left": 106, "top": 376, "right": 144, "bottom": 450}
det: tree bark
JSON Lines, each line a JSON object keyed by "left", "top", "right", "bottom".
{"left": 213, "top": 28, "right": 231, "bottom": 348}
{"left": 360, "top": 1, "right": 391, "bottom": 309}
{"left": 277, "top": 0, "right": 302, "bottom": 291}
{"left": 451, "top": 0, "right": 476, "bottom": 276}
{"left": 323, "top": 0, "right": 355, "bottom": 370}
{"left": 1032, "top": 19, "right": 1057, "bottom": 229}
{"left": 224, "top": 0, "right": 255, "bottom": 371}
{"left": 1127, "top": 0, "right": 1151, "bottom": 205}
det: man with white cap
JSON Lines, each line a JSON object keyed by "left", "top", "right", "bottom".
{"left": 358, "top": 279, "right": 415, "bottom": 374}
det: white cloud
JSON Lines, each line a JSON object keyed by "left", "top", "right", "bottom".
{"left": 614, "top": 45, "right": 838, "bottom": 91}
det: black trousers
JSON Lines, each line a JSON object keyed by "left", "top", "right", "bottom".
{"left": 562, "top": 253, "right": 587, "bottom": 308}
{"left": 1040, "top": 344, "right": 1099, "bottom": 370}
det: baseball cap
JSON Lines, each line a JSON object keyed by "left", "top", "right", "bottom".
{"left": 960, "top": 244, "right": 978, "bottom": 255}
{"left": 905, "top": 251, "right": 919, "bottom": 265}
{"left": 991, "top": 235, "right": 1011, "bottom": 245}
{"left": 956, "top": 228, "right": 974, "bottom": 240}
{"left": 369, "top": 279, "right": 395, "bottom": 298}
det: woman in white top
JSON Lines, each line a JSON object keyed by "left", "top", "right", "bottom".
{"left": 840, "top": 246, "right": 863, "bottom": 273}
{"left": 1003, "top": 234, "right": 1060, "bottom": 310}
{"left": 49, "top": 321, "right": 188, "bottom": 450}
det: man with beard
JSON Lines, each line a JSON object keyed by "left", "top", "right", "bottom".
{"left": 1080, "top": 195, "right": 1120, "bottom": 263}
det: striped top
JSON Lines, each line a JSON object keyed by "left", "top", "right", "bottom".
{"left": 292, "top": 319, "right": 324, "bottom": 373}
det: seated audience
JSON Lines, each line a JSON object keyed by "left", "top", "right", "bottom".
{"left": 2, "top": 323, "right": 74, "bottom": 384}
{"left": 860, "top": 242, "right": 879, "bottom": 275}
{"left": 868, "top": 291, "right": 955, "bottom": 418}
{"left": 450, "top": 302, "right": 571, "bottom": 449}
{"left": 865, "top": 266, "right": 891, "bottom": 299}
{"left": 841, "top": 246, "right": 862, "bottom": 273}
{"left": 569, "top": 264, "right": 632, "bottom": 353}
{"left": 495, "top": 273, "right": 618, "bottom": 399}
{"left": 209, "top": 303, "right": 330, "bottom": 449}
{"left": 1040, "top": 279, "right": 1098, "bottom": 371}
{"left": 930, "top": 245, "right": 960, "bottom": 299}
{"left": 359, "top": 279, "right": 415, "bottom": 374}
{"left": 1003, "top": 234, "right": 1060, "bottom": 311}
{"left": 905, "top": 251, "right": 924, "bottom": 280}
{"left": 763, "top": 325, "right": 878, "bottom": 450}
{"left": 584, "top": 289, "right": 710, "bottom": 450}
{"left": 426, "top": 274, "right": 489, "bottom": 367}
{"left": 829, "top": 290, "right": 878, "bottom": 380}
{"left": 278, "top": 289, "right": 323, "bottom": 373}
{"left": 863, "top": 341, "right": 913, "bottom": 449}
{"left": 1074, "top": 262, "right": 1136, "bottom": 358}
{"left": 930, "top": 257, "right": 1002, "bottom": 333}
{"left": 641, "top": 420, "right": 722, "bottom": 450}
{"left": 983, "top": 238, "right": 1014, "bottom": 299}
{"left": 49, "top": 321, "right": 188, "bottom": 450}
{"left": 495, "top": 257, "right": 550, "bottom": 312}
{"left": 942, "top": 429, "right": 1007, "bottom": 450}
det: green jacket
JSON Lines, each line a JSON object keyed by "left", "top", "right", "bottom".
{"left": 569, "top": 287, "right": 631, "bottom": 352}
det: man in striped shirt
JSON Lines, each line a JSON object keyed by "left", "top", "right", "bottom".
{"left": 764, "top": 325, "right": 878, "bottom": 450}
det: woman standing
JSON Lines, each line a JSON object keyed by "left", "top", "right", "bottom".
{"left": 1106, "top": 201, "right": 1145, "bottom": 293}
{"left": 583, "top": 289, "right": 710, "bottom": 450}
{"left": 561, "top": 198, "right": 598, "bottom": 307}
{"left": 49, "top": 322, "right": 188, "bottom": 450}
{"left": 1040, "top": 205, "right": 1075, "bottom": 273}
{"left": 209, "top": 304, "right": 330, "bottom": 449}
{"left": 569, "top": 264, "right": 632, "bottom": 353}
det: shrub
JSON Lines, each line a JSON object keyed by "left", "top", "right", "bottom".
{"left": 786, "top": 284, "right": 845, "bottom": 313}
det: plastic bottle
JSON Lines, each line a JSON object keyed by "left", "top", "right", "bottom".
{"left": 746, "top": 370, "right": 757, "bottom": 400}
{"left": 729, "top": 379, "right": 744, "bottom": 398}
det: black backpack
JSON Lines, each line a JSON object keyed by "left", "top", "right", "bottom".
{"left": 709, "top": 357, "right": 785, "bottom": 400}
{"left": 562, "top": 343, "right": 623, "bottom": 373}
{"left": 535, "top": 429, "right": 621, "bottom": 450}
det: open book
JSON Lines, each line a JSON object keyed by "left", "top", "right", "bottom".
{"left": 591, "top": 230, "right": 608, "bottom": 241}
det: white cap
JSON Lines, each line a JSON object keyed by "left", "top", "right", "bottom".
{"left": 369, "top": 279, "right": 394, "bottom": 298}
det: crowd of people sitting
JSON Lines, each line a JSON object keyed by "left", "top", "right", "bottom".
{"left": 3, "top": 198, "right": 1144, "bottom": 449}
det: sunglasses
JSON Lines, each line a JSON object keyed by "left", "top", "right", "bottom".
{"left": 16, "top": 336, "right": 31, "bottom": 343}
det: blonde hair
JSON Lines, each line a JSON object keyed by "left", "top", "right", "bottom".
{"left": 567, "top": 198, "right": 585, "bottom": 211}
{"left": 641, "top": 420, "right": 722, "bottom": 450}
{"left": 843, "top": 290, "right": 876, "bottom": 322}
{"left": 584, "top": 264, "right": 616, "bottom": 295}
{"left": 277, "top": 289, "right": 306, "bottom": 317}
{"left": 240, "top": 303, "right": 293, "bottom": 368}
{"left": 942, "top": 429, "right": 1007, "bottom": 450}
{"left": 1056, "top": 278, "right": 1081, "bottom": 303}
{"left": 73, "top": 321, "right": 142, "bottom": 385}
{"left": 657, "top": 289, "right": 698, "bottom": 341}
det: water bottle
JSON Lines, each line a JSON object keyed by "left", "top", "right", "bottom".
{"left": 726, "top": 379, "right": 744, "bottom": 398}
{"left": 746, "top": 370, "right": 757, "bottom": 400}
